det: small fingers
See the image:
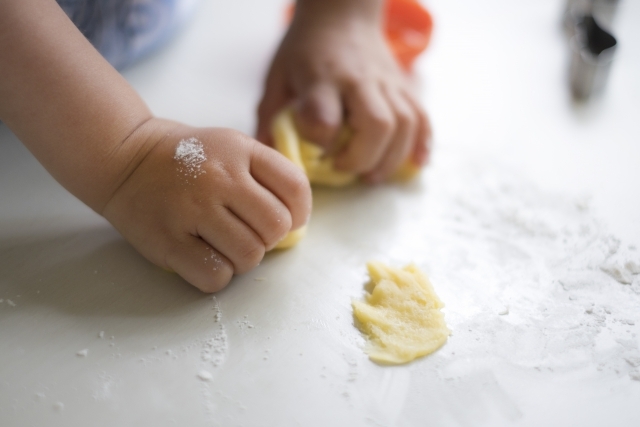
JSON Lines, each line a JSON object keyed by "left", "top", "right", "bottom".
{"left": 227, "top": 176, "right": 293, "bottom": 250}
{"left": 292, "top": 82, "right": 342, "bottom": 150}
{"left": 250, "top": 143, "right": 312, "bottom": 231}
{"left": 405, "top": 94, "right": 433, "bottom": 167}
{"left": 335, "top": 84, "right": 394, "bottom": 174}
{"left": 197, "top": 205, "right": 266, "bottom": 275}
{"left": 165, "top": 235, "right": 234, "bottom": 293}
{"left": 364, "top": 89, "right": 417, "bottom": 183}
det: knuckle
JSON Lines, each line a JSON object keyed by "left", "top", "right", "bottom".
{"left": 369, "top": 111, "right": 394, "bottom": 136}
{"left": 345, "top": 147, "right": 379, "bottom": 173}
{"left": 286, "top": 169, "right": 312, "bottom": 201}
{"left": 235, "top": 241, "right": 265, "bottom": 274}
{"left": 341, "top": 72, "right": 361, "bottom": 89}
{"left": 396, "top": 107, "right": 415, "bottom": 130}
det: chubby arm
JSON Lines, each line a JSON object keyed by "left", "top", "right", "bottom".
{"left": 0, "top": 0, "right": 312, "bottom": 292}
{"left": 0, "top": 0, "right": 153, "bottom": 212}
{"left": 256, "top": 0, "right": 432, "bottom": 184}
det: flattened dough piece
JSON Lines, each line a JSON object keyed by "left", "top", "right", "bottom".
{"left": 352, "top": 262, "right": 450, "bottom": 364}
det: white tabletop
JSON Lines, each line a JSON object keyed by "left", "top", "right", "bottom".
{"left": 2, "top": 0, "right": 640, "bottom": 426}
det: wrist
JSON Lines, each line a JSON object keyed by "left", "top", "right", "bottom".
{"left": 293, "top": 0, "right": 385, "bottom": 28}
{"left": 98, "top": 117, "right": 182, "bottom": 215}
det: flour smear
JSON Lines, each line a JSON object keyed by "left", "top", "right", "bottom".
{"left": 175, "top": 137, "right": 207, "bottom": 178}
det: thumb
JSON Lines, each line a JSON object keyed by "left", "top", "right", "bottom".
{"left": 292, "top": 83, "right": 343, "bottom": 151}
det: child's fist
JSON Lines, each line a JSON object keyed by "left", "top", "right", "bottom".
{"left": 102, "top": 119, "right": 312, "bottom": 292}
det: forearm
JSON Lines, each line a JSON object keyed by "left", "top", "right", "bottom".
{"left": 294, "top": 0, "right": 385, "bottom": 26}
{"left": 0, "top": 0, "right": 154, "bottom": 212}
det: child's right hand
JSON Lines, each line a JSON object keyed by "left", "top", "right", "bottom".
{"left": 101, "top": 119, "right": 312, "bottom": 293}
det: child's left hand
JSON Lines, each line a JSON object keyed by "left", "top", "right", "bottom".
{"left": 256, "top": 0, "right": 432, "bottom": 184}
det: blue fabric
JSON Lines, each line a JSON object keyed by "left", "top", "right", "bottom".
{"left": 57, "top": 0, "right": 197, "bottom": 69}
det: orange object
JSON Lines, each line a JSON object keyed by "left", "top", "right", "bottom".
{"left": 285, "top": 0, "right": 433, "bottom": 71}
{"left": 384, "top": 0, "right": 433, "bottom": 70}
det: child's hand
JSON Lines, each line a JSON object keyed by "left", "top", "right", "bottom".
{"left": 102, "top": 119, "right": 312, "bottom": 292}
{"left": 256, "top": 0, "right": 432, "bottom": 184}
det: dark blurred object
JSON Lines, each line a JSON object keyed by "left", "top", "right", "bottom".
{"left": 564, "top": 0, "right": 620, "bottom": 32}
{"left": 564, "top": 0, "right": 619, "bottom": 101}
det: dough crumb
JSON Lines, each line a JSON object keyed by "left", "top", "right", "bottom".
{"left": 352, "top": 262, "right": 450, "bottom": 364}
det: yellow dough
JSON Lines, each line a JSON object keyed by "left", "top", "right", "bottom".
{"left": 273, "top": 226, "right": 307, "bottom": 250}
{"left": 271, "top": 109, "right": 421, "bottom": 249}
{"left": 271, "top": 108, "right": 357, "bottom": 187}
{"left": 352, "top": 262, "right": 450, "bottom": 364}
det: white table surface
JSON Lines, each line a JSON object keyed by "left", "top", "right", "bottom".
{"left": 2, "top": 0, "right": 640, "bottom": 426}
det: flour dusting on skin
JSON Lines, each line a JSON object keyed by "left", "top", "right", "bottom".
{"left": 174, "top": 137, "right": 207, "bottom": 178}
{"left": 204, "top": 248, "right": 224, "bottom": 271}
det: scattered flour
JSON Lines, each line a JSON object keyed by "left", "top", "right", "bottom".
{"left": 625, "top": 356, "right": 640, "bottom": 368}
{"left": 626, "top": 260, "right": 640, "bottom": 275}
{"left": 76, "top": 349, "right": 89, "bottom": 357}
{"left": 197, "top": 370, "right": 213, "bottom": 381}
{"left": 198, "top": 297, "right": 230, "bottom": 421}
{"left": 601, "top": 263, "right": 634, "bottom": 285}
{"left": 402, "top": 152, "right": 640, "bottom": 385}
{"left": 200, "top": 297, "right": 228, "bottom": 368}
{"left": 600, "top": 247, "right": 640, "bottom": 284}
{"left": 98, "top": 331, "right": 105, "bottom": 339}
{"left": 92, "top": 372, "right": 117, "bottom": 401}
{"left": 6, "top": 299, "right": 16, "bottom": 307}
{"left": 174, "top": 137, "right": 207, "bottom": 178}
{"left": 53, "top": 402, "right": 64, "bottom": 412}
{"left": 236, "top": 315, "right": 254, "bottom": 331}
